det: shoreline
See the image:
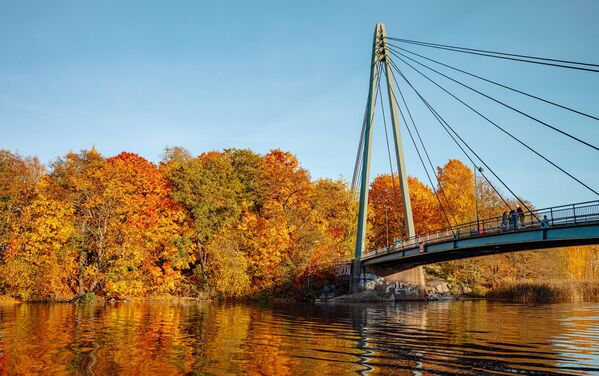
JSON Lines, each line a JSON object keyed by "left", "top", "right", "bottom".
{"left": 2, "top": 292, "right": 599, "bottom": 306}
{"left": 2, "top": 280, "right": 598, "bottom": 305}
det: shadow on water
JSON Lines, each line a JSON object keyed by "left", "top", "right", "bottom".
{"left": 0, "top": 300, "right": 598, "bottom": 375}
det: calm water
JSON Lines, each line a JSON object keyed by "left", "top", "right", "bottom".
{"left": 0, "top": 301, "right": 598, "bottom": 375}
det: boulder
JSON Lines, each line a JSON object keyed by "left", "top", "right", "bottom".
{"left": 428, "top": 280, "right": 450, "bottom": 294}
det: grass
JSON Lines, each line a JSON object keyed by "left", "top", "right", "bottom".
{"left": 487, "top": 280, "right": 599, "bottom": 304}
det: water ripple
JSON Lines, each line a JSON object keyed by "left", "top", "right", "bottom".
{"left": 0, "top": 301, "right": 598, "bottom": 375}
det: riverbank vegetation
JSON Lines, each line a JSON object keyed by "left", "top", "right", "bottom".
{"left": 0, "top": 148, "right": 597, "bottom": 302}
{"left": 0, "top": 148, "right": 356, "bottom": 301}
{"left": 423, "top": 246, "right": 599, "bottom": 301}
{"left": 487, "top": 280, "right": 599, "bottom": 303}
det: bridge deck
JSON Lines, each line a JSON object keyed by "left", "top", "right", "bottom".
{"left": 361, "top": 201, "right": 599, "bottom": 268}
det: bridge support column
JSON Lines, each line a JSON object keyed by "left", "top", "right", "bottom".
{"left": 344, "top": 23, "right": 426, "bottom": 301}
{"left": 350, "top": 259, "right": 362, "bottom": 293}
{"left": 362, "top": 265, "right": 426, "bottom": 300}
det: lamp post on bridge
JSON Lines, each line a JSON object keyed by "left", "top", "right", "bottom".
{"left": 385, "top": 204, "right": 390, "bottom": 249}
{"left": 474, "top": 165, "right": 483, "bottom": 234}
{"left": 350, "top": 23, "right": 416, "bottom": 293}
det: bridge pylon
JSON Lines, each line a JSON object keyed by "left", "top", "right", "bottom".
{"left": 350, "top": 23, "right": 424, "bottom": 296}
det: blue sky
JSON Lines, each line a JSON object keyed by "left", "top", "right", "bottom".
{"left": 1, "top": 0, "right": 598, "bottom": 208}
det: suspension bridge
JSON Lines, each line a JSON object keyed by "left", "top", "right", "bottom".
{"left": 346, "top": 24, "right": 599, "bottom": 297}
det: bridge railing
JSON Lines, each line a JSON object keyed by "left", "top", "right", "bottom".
{"left": 363, "top": 200, "right": 599, "bottom": 259}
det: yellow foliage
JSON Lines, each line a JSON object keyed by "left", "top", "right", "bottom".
{"left": 4, "top": 145, "right": 586, "bottom": 301}
{"left": 1, "top": 179, "right": 76, "bottom": 301}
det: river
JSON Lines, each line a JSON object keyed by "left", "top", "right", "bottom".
{"left": 0, "top": 300, "right": 598, "bottom": 375}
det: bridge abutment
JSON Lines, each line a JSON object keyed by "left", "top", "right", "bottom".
{"left": 363, "top": 265, "right": 427, "bottom": 300}
{"left": 341, "top": 262, "right": 427, "bottom": 301}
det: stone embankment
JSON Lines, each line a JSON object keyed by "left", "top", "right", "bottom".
{"left": 426, "top": 280, "right": 457, "bottom": 301}
{"left": 322, "top": 279, "right": 459, "bottom": 302}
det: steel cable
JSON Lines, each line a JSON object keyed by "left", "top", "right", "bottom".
{"left": 385, "top": 37, "right": 599, "bottom": 73}
{"left": 389, "top": 52, "right": 599, "bottom": 197}
{"left": 388, "top": 48, "right": 599, "bottom": 151}
{"left": 388, "top": 58, "right": 521, "bottom": 211}
{"left": 386, "top": 43, "right": 599, "bottom": 122}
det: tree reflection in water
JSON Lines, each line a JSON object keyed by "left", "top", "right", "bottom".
{"left": 0, "top": 301, "right": 598, "bottom": 375}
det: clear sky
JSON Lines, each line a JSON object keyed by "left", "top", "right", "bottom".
{"left": 1, "top": 0, "right": 598, "bottom": 208}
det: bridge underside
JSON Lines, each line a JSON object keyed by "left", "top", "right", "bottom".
{"left": 362, "top": 222, "right": 599, "bottom": 271}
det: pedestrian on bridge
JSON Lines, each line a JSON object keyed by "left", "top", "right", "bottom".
{"left": 509, "top": 209, "right": 518, "bottom": 230}
{"left": 517, "top": 205, "right": 525, "bottom": 227}
{"left": 540, "top": 215, "right": 550, "bottom": 228}
{"left": 501, "top": 212, "right": 508, "bottom": 232}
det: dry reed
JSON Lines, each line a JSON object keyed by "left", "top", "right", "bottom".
{"left": 487, "top": 280, "right": 599, "bottom": 303}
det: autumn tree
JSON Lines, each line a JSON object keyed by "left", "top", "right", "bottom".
{"left": 162, "top": 148, "right": 251, "bottom": 294}
{"left": 49, "top": 148, "right": 107, "bottom": 295}
{"left": 0, "top": 177, "right": 76, "bottom": 301}
{"left": 310, "top": 178, "right": 356, "bottom": 263}
{"left": 0, "top": 150, "right": 43, "bottom": 254}
{"left": 225, "top": 148, "right": 262, "bottom": 210}
{"left": 305, "top": 178, "right": 357, "bottom": 286}
{"left": 245, "top": 150, "right": 313, "bottom": 293}
{"left": 366, "top": 174, "right": 445, "bottom": 249}
{"left": 50, "top": 150, "right": 194, "bottom": 298}
{"left": 93, "top": 152, "right": 194, "bottom": 297}
{"left": 437, "top": 159, "right": 476, "bottom": 225}
{"left": 475, "top": 176, "right": 509, "bottom": 219}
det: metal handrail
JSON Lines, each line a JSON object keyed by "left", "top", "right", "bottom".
{"left": 363, "top": 200, "right": 599, "bottom": 259}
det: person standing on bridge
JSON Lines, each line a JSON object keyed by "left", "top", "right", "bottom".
{"left": 540, "top": 215, "right": 550, "bottom": 228}
{"left": 509, "top": 208, "right": 518, "bottom": 230}
{"left": 517, "top": 205, "right": 525, "bottom": 228}
{"left": 501, "top": 211, "right": 508, "bottom": 232}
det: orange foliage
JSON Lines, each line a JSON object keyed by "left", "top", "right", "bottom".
{"left": 95, "top": 152, "right": 194, "bottom": 297}
{"left": 2, "top": 145, "right": 591, "bottom": 301}
{"left": 258, "top": 149, "right": 311, "bottom": 213}
{"left": 367, "top": 175, "right": 444, "bottom": 249}
{"left": 437, "top": 159, "right": 476, "bottom": 225}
